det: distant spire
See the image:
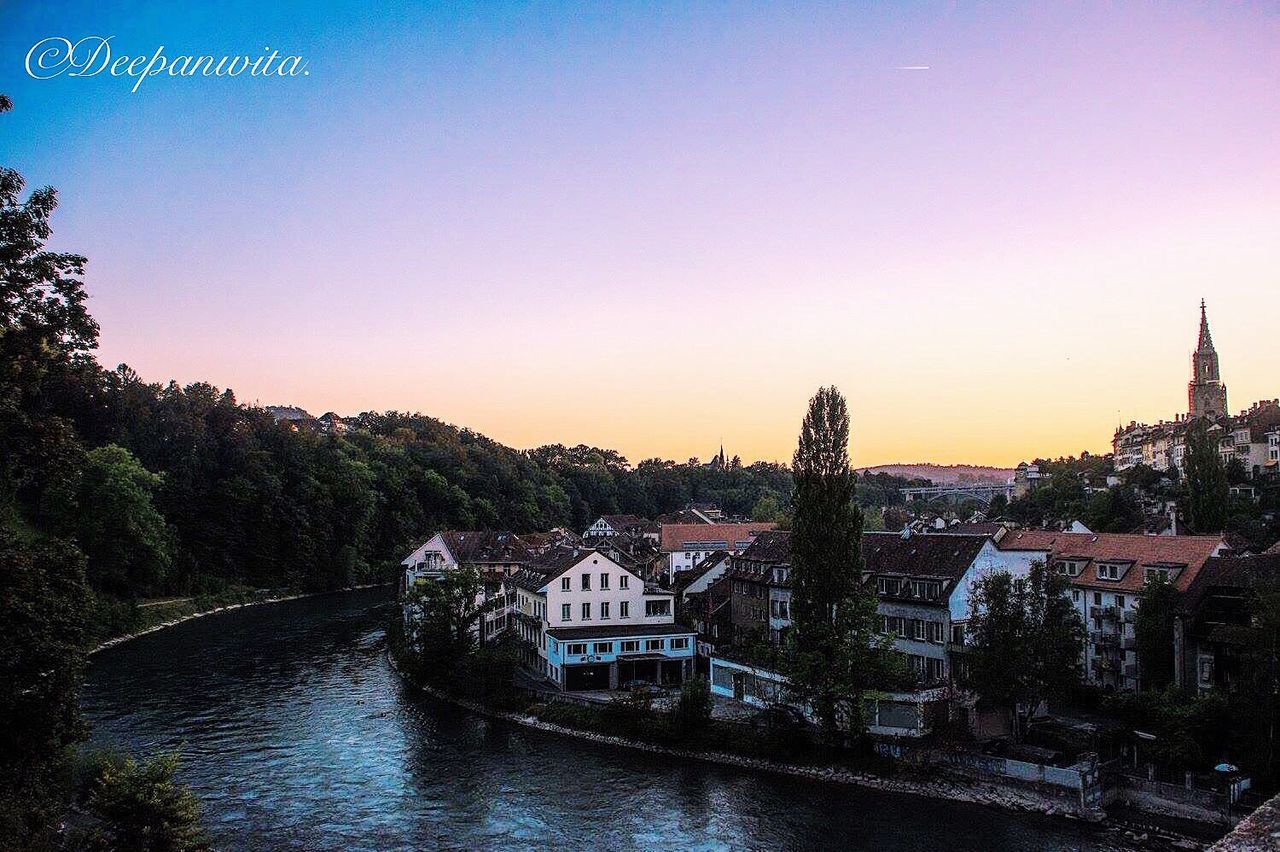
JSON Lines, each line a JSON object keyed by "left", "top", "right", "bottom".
{"left": 1197, "top": 298, "right": 1214, "bottom": 352}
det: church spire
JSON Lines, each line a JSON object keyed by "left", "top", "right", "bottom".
{"left": 1196, "top": 298, "right": 1214, "bottom": 352}
{"left": 1188, "top": 299, "right": 1227, "bottom": 419}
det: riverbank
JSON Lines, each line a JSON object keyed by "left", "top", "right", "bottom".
{"left": 388, "top": 654, "right": 1212, "bottom": 848}
{"left": 89, "top": 583, "right": 391, "bottom": 655}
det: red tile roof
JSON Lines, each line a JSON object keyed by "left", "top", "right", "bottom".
{"left": 659, "top": 522, "right": 777, "bottom": 553}
{"left": 996, "top": 530, "right": 1226, "bottom": 593}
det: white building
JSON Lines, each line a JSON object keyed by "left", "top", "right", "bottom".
{"left": 659, "top": 522, "right": 776, "bottom": 582}
{"left": 508, "top": 547, "right": 695, "bottom": 690}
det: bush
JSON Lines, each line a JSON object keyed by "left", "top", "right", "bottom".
{"left": 675, "top": 677, "right": 714, "bottom": 736}
{"left": 72, "top": 751, "right": 208, "bottom": 852}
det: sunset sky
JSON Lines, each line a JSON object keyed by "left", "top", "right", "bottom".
{"left": 4, "top": 2, "right": 1278, "bottom": 467}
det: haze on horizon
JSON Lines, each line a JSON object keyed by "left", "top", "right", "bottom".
{"left": 4, "top": 2, "right": 1278, "bottom": 468}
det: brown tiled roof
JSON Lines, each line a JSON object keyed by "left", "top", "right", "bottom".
{"left": 738, "top": 530, "right": 793, "bottom": 564}
{"left": 674, "top": 551, "right": 731, "bottom": 590}
{"left": 596, "top": 514, "right": 659, "bottom": 534}
{"left": 862, "top": 532, "right": 988, "bottom": 580}
{"left": 439, "top": 530, "right": 535, "bottom": 565}
{"left": 660, "top": 522, "right": 777, "bottom": 552}
{"left": 1181, "top": 554, "right": 1280, "bottom": 614}
{"left": 996, "top": 530, "right": 1225, "bottom": 593}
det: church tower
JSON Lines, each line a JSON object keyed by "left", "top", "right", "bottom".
{"left": 1188, "top": 299, "right": 1228, "bottom": 419}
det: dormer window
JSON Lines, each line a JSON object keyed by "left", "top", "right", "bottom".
{"left": 1055, "top": 560, "right": 1083, "bottom": 577}
{"left": 1096, "top": 563, "right": 1124, "bottom": 581}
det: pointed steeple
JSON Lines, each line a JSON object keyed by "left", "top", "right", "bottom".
{"left": 1196, "top": 298, "right": 1214, "bottom": 352}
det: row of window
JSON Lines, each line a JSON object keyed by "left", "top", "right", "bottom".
{"left": 880, "top": 615, "right": 945, "bottom": 644}
{"left": 875, "top": 577, "right": 943, "bottom": 600}
{"left": 561, "top": 572, "right": 630, "bottom": 592}
{"left": 557, "top": 599, "right": 671, "bottom": 621}
{"left": 903, "top": 653, "right": 945, "bottom": 682}
{"left": 559, "top": 637, "right": 690, "bottom": 656}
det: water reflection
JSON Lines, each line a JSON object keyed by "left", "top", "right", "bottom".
{"left": 83, "top": 589, "right": 1124, "bottom": 851}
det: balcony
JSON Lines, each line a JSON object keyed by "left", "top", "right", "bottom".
{"left": 1122, "top": 635, "right": 1137, "bottom": 651}
{"left": 1090, "top": 606, "right": 1120, "bottom": 621}
{"left": 1122, "top": 610, "right": 1137, "bottom": 624}
{"left": 1123, "top": 663, "right": 1138, "bottom": 678}
{"left": 1094, "top": 633, "right": 1121, "bottom": 650}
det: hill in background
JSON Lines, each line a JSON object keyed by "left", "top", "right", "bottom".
{"left": 858, "top": 463, "right": 1013, "bottom": 485}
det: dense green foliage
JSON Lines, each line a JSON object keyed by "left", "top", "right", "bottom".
{"left": 1183, "top": 418, "right": 1230, "bottom": 534}
{"left": 1134, "top": 577, "right": 1178, "bottom": 691}
{"left": 964, "top": 563, "right": 1086, "bottom": 739}
{"left": 71, "top": 752, "right": 208, "bottom": 852}
{"left": 786, "top": 387, "right": 892, "bottom": 736}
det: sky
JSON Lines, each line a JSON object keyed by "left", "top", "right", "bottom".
{"left": 3, "top": 1, "right": 1278, "bottom": 468}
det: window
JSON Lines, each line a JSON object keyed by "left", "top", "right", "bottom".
{"left": 1097, "top": 563, "right": 1123, "bottom": 581}
{"left": 1072, "top": 590, "right": 1080, "bottom": 603}
{"left": 778, "top": 600, "right": 789, "bottom": 619}
{"left": 1093, "top": 592, "right": 1102, "bottom": 606}
{"left": 951, "top": 624, "right": 965, "bottom": 645}
{"left": 619, "top": 601, "right": 630, "bottom": 618}
{"left": 877, "top": 577, "right": 900, "bottom": 596}
{"left": 1116, "top": 595, "right": 1125, "bottom": 609}
{"left": 600, "top": 601, "right": 610, "bottom": 619}
{"left": 619, "top": 575, "right": 629, "bottom": 590}
{"left": 880, "top": 615, "right": 889, "bottom": 634}
{"left": 645, "top": 639, "right": 664, "bottom": 651}
{"left": 581, "top": 573, "right": 591, "bottom": 591}
{"left": 561, "top": 577, "right": 571, "bottom": 591}
{"left": 593, "top": 642, "right": 612, "bottom": 655}
{"left": 912, "top": 620, "right": 926, "bottom": 640}
{"left": 600, "top": 573, "right": 609, "bottom": 590}
{"left": 620, "top": 640, "right": 640, "bottom": 653}
{"left": 581, "top": 602, "right": 591, "bottom": 620}
{"left": 671, "top": 637, "right": 689, "bottom": 650}
{"left": 928, "top": 621, "right": 944, "bottom": 644}
{"left": 646, "top": 599, "right": 670, "bottom": 617}
{"left": 561, "top": 603, "right": 571, "bottom": 621}
{"left": 926, "top": 657, "right": 944, "bottom": 681}
{"left": 567, "top": 643, "right": 587, "bottom": 655}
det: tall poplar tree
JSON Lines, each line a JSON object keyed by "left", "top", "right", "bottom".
{"left": 787, "top": 386, "right": 880, "bottom": 736}
{"left": 1183, "top": 418, "right": 1228, "bottom": 534}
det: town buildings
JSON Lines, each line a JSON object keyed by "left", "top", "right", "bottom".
{"left": 1113, "top": 302, "right": 1279, "bottom": 477}
{"left": 1175, "top": 552, "right": 1280, "bottom": 693}
{"left": 502, "top": 546, "right": 695, "bottom": 690}
{"left": 659, "top": 522, "right": 777, "bottom": 582}
{"left": 995, "top": 530, "right": 1228, "bottom": 691}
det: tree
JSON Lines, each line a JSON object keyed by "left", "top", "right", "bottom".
{"left": 56, "top": 445, "right": 173, "bottom": 597}
{"left": 1134, "top": 577, "right": 1178, "bottom": 691}
{"left": 786, "top": 387, "right": 881, "bottom": 736}
{"left": 75, "top": 752, "right": 208, "bottom": 852}
{"left": 0, "top": 533, "right": 88, "bottom": 849}
{"left": 396, "top": 566, "right": 501, "bottom": 685}
{"left": 750, "top": 494, "right": 784, "bottom": 523}
{"left": 1183, "top": 418, "right": 1228, "bottom": 533}
{"left": 675, "top": 676, "right": 714, "bottom": 735}
{"left": 965, "top": 562, "right": 1085, "bottom": 739}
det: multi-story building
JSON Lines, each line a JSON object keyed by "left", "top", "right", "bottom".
{"left": 507, "top": 546, "right": 695, "bottom": 690}
{"left": 1175, "top": 552, "right": 1280, "bottom": 693}
{"left": 863, "top": 530, "right": 1041, "bottom": 684}
{"left": 707, "top": 528, "right": 1040, "bottom": 686}
{"left": 659, "top": 522, "right": 777, "bottom": 582}
{"left": 996, "top": 530, "right": 1229, "bottom": 691}
{"left": 1113, "top": 301, "right": 1279, "bottom": 477}
{"left": 400, "top": 530, "right": 536, "bottom": 641}
{"left": 583, "top": 514, "right": 660, "bottom": 542}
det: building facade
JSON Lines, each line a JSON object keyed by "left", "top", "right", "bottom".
{"left": 507, "top": 547, "right": 695, "bottom": 690}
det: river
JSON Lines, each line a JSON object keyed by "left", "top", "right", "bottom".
{"left": 83, "top": 588, "right": 1144, "bottom": 850}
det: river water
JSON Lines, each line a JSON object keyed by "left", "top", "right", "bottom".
{"left": 83, "top": 588, "right": 1143, "bottom": 850}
